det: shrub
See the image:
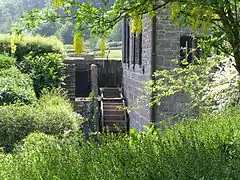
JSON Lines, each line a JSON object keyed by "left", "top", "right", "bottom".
{"left": 0, "top": 132, "right": 82, "bottom": 179}
{"left": 19, "top": 53, "right": 66, "bottom": 97}
{"left": 0, "top": 34, "right": 65, "bottom": 62}
{"left": 0, "top": 67, "right": 36, "bottom": 105}
{"left": 1, "top": 107, "right": 240, "bottom": 179}
{"left": 0, "top": 89, "right": 82, "bottom": 152}
{"left": 143, "top": 55, "right": 240, "bottom": 119}
{"left": 0, "top": 54, "right": 16, "bottom": 69}
{"left": 205, "top": 56, "right": 240, "bottom": 111}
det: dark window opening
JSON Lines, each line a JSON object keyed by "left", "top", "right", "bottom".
{"left": 75, "top": 70, "right": 91, "bottom": 97}
{"left": 124, "top": 17, "right": 142, "bottom": 68}
{"left": 180, "top": 35, "right": 201, "bottom": 67}
{"left": 132, "top": 34, "right": 136, "bottom": 65}
{"left": 132, "top": 33, "right": 142, "bottom": 66}
{"left": 138, "top": 33, "right": 142, "bottom": 66}
{"left": 123, "top": 18, "right": 130, "bottom": 65}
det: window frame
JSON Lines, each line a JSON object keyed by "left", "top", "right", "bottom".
{"left": 180, "top": 35, "right": 201, "bottom": 67}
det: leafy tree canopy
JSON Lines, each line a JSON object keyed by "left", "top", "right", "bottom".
{"left": 12, "top": 0, "right": 239, "bottom": 71}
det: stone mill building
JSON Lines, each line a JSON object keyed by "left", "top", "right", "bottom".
{"left": 65, "top": 9, "right": 199, "bottom": 132}
{"left": 121, "top": 10, "right": 197, "bottom": 131}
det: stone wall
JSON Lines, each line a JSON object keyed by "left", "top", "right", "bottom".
{"left": 64, "top": 58, "right": 122, "bottom": 100}
{"left": 66, "top": 58, "right": 122, "bottom": 71}
{"left": 63, "top": 62, "right": 76, "bottom": 102}
{"left": 122, "top": 10, "right": 193, "bottom": 130}
{"left": 154, "top": 10, "right": 192, "bottom": 122}
{"left": 122, "top": 16, "right": 153, "bottom": 131}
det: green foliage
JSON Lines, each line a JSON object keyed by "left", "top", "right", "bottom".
{"left": 131, "top": 15, "right": 143, "bottom": 35}
{"left": 0, "top": 34, "right": 65, "bottom": 62}
{"left": 1, "top": 107, "right": 240, "bottom": 178}
{"left": 0, "top": 0, "right": 74, "bottom": 43}
{"left": 0, "top": 132, "right": 82, "bottom": 179}
{"left": 53, "top": 0, "right": 64, "bottom": 8}
{"left": 35, "top": 89, "right": 81, "bottom": 136}
{"left": 0, "top": 35, "right": 66, "bottom": 100}
{"left": 0, "top": 54, "right": 16, "bottom": 69}
{"left": 206, "top": 56, "right": 240, "bottom": 110}
{"left": 142, "top": 55, "right": 240, "bottom": 118}
{"left": 0, "top": 0, "right": 48, "bottom": 33}
{"left": 19, "top": 52, "right": 66, "bottom": 97}
{"left": 53, "top": 21, "right": 73, "bottom": 44}
{"left": 16, "top": 0, "right": 239, "bottom": 73}
{"left": 170, "top": 1, "right": 239, "bottom": 51}
{"left": 0, "top": 67, "right": 36, "bottom": 105}
{"left": 73, "top": 32, "right": 85, "bottom": 55}
{"left": 108, "top": 22, "right": 121, "bottom": 42}
{"left": 0, "top": 89, "right": 82, "bottom": 152}
{"left": 99, "top": 37, "right": 107, "bottom": 57}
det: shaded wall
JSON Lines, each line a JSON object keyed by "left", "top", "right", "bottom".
{"left": 64, "top": 58, "right": 122, "bottom": 99}
{"left": 154, "top": 10, "right": 192, "bottom": 122}
{"left": 122, "top": 16, "right": 153, "bottom": 131}
{"left": 122, "top": 10, "right": 193, "bottom": 131}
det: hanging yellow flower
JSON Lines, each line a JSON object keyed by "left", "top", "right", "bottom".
{"left": 73, "top": 32, "right": 85, "bottom": 56}
{"left": 99, "top": 37, "right": 106, "bottom": 58}
{"left": 131, "top": 15, "right": 143, "bottom": 35}
{"left": 10, "top": 34, "right": 20, "bottom": 55}
{"left": 10, "top": 39, "right": 17, "bottom": 55}
{"left": 53, "top": 0, "right": 64, "bottom": 8}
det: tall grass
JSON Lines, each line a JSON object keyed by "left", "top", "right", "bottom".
{"left": 1, "top": 106, "right": 240, "bottom": 179}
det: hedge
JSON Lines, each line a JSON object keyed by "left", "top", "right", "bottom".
{"left": 0, "top": 54, "right": 16, "bottom": 69}
{"left": 0, "top": 67, "right": 36, "bottom": 105}
{"left": 0, "top": 89, "right": 82, "bottom": 152}
{"left": 0, "top": 34, "right": 65, "bottom": 61}
{"left": 19, "top": 53, "right": 66, "bottom": 97}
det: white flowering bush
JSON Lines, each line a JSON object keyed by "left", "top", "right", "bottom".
{"left": 144, "top": 55, "right": 240, "bottom": 117}
{"left": 205, "top": 56, "right": 240, "bottom": 111}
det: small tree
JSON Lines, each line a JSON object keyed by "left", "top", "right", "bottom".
{"left": 142, "top": 55, "right": 240, "bottom": 117}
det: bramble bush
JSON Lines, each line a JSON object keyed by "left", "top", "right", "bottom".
{"left": 0, "top": 89, "right": 82, "bottom": 152}
{"left": 19, "top": 53, "right": 66, "bottom": 97}
{"left": 1, "top": 106, "right": 240, "bottom": 179}
{"left": 0, "top": 67, "right": 36, "bottom": 105}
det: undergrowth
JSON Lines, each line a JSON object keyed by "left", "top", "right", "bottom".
{"left": 0, "top": 106, "right": 240, "bottom": 179}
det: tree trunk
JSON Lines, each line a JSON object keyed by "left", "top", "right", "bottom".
{"left": 234, "top": 53, "right": 240, "bottom": 74}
